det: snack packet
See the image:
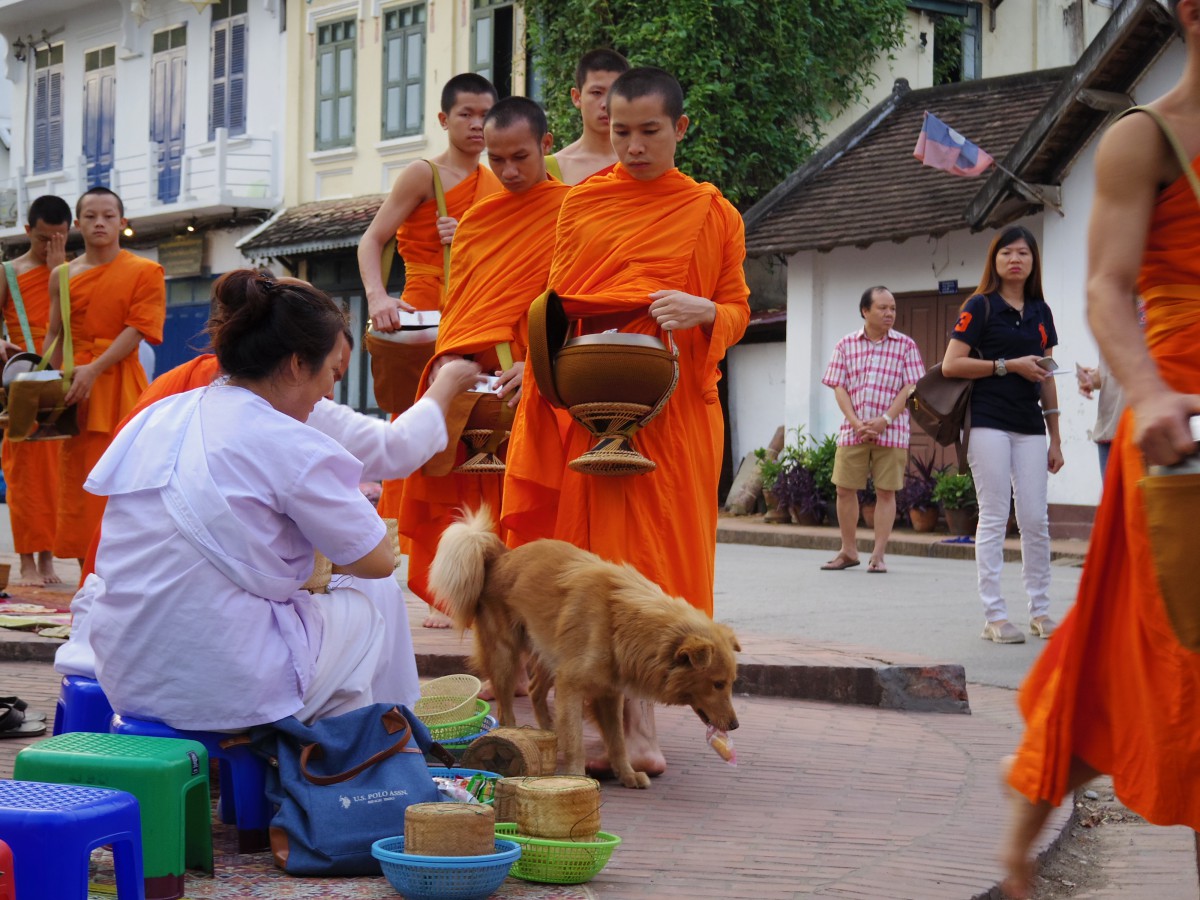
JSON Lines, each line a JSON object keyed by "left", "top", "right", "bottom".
{"left": 706, "top": 725, "right": 737, "bottom": 766}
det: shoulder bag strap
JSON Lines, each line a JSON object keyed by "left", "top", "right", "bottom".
{"left": 2, "top": 263, "right": 35, "bottom": 351}
{"left": 379, "top": 236, "right": 398, "bottom": 290}
{"left": 956, "top": 295, "right": 991, "bottom": 476}
{"left": 545, "top": 154, "right": 564, "bottom": 182}
{"left": 425, "top": 159, "right": 451, "bottom": 301}
{"left": 1118, "top": 105, "right": 1200, "bottom": 208}
{"left": 297, "top": 713, "right": 414, "bottom": 787}
{"left": 35, "top": 267, "right": 74, "bottom": 391}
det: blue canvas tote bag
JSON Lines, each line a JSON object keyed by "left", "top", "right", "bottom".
{"left": 251, "top": 703, "right": 454, "bottom": 875}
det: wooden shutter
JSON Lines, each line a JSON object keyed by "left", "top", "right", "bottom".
{"left": 228, "top": 20, "right": 246, "bottom": 135}
{"left": 210, "top": 21, "right": 228, "bottom": 138}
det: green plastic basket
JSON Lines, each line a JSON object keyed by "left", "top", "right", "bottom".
{"left": 494, "top": 823, "right": 621, "bottom": 884}
{"left": 425, "top": 699, "right": 490, "bottom": 742}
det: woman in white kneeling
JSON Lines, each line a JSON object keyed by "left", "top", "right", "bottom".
{"left": 86, "top": 271, "right": 463, "bottom": 730}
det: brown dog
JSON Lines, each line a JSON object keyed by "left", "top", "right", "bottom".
{"left": 428, "top": 507, "right": 740, "bottom": 789}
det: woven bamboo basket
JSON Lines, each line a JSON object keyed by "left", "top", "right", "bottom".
{"left": 519, "top": 728, "right": 557, "bottom": 773}
{"left": 300, "top": 551, "right": 332, "bottom": 593}
{"left": 415, "top": 674, "right": 483, "bottom": 726}
{"left": 404, "top": 802, "right": 495, "bottom": 857}
{"left": 493, "top": 777, "right": 525, "bottom": 824}
{"left": 459, "top": 727, "right": 544, "bottom": 776}
{"left": 385, "top": 517, "right": 400, "bottom": 559}
{"left": 515, "top": 776, "right": 601, "bottom": 840}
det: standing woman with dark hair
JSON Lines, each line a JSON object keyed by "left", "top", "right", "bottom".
{"left": 83, "top": 271, "right": 452, "bottom": 731}
{"left": 942, "top": 225, "right": 1064, "bottom": 644}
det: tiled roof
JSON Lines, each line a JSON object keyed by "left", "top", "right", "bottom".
{"left": 238, "top": 193, "right": 386, "bottom": 256}
{"left": 743, "top": 71, "right": 1065, "bottom": 257}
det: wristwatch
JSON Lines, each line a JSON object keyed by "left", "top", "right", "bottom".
{"left": 882, "top": 413, "right": 894, "bottom": 427}
{"left": 994, "top": 358, "right": 1008, "bottom": 377}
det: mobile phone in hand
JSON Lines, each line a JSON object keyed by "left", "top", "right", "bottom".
{"left": 1036, "top": 357, "right": 1059, "bottom": 372}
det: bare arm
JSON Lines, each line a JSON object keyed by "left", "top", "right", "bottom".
{"left": 43, "top": 263, "right": 67, "bottom": 363}
{"left": 1040, "top": 350, "right": 1064, "bottom": 473}
{"left": 332, "top": 534, "right": 395, "bottom": 579}
{"left": 63, "top": 325, "right": 143, "bottom": 406}
{"left": 1087, "top": 113, "right": 1200, "bottom": 465}
{"left": 942, "top": 340, "right": 1049, "bottom": 383}
{"left": 832, "top": 384, "right": 863, "bottom": 431}
{"left": 357, "top": 161, "right": 436, "bottom": 330}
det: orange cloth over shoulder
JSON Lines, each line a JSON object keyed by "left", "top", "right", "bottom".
{"left": 398, "top": 178, "right": 570, "bottom": 605}
{"left": 501, "top": 165, "right": 750, "bottom": 616}
{"left": 2, "top": 265, "right": 59, "bottom": 554}
{"left": 56, "top": 250, "right": 165, "bottom": 560}
{"left": 378, "top": 164, "right": 502, "bottom": 520}
{"left": 1008, "top": 153, "right": 1200, "bottom": 829}
{"left": 78, "top": 354, "right": 221, "bottom": 580}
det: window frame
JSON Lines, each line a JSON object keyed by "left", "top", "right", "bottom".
{"left": 210, "top": 2, "right": 249, "bottom": 139}
{"left": 32, "top": 43, "right": 65, "bottom": 175}
{"left": 381, "top": 3, "right": 426, "bottom": 140}
{"left": 315, "top": 18, "right": 357, "bottom": 151}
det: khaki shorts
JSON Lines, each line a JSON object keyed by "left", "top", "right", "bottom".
{"left": 832, "top": 444, "right": 908, "bottom": 492}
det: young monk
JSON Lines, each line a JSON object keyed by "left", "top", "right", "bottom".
{"left": 1001, "top": 1, "right": 1200, "bottom": 895}
{"left": 44, "top": 187, "right": 165, "bottom": 568}
{"left": 0, "top": 196, "right": 70, "bottom": 585}
{"left": 502, "top": 68, "right": 750, "bottom": 780}
{"left": 398, "top": 96, "right": 569, "bottom": 616}
{"left": 357, "top": 74, "right": 502, "bottom": 625}
{"left": 548, "top": 49, "right": 630, "bottom": 185}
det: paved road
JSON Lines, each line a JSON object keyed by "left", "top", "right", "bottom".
{"left": 713, "top": 542, "right": 1083, "bottom": 690}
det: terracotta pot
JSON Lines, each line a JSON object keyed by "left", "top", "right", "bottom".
{"left": 789, "top": 506, "right": 823, "bottom": 527}
{"left": 860, "top": 503, "right": 876, "bottom": 529}
{"left": 763, "top": 489, "right": 790, "bottom": 523}
{"left": 944, "top": 506, "right": 978, "bottom": 536}
{"left": 908, "top": 507, "right": 939, "bottom": 533}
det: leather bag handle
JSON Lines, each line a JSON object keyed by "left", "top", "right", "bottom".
{"left": 297, "top": 707, "right": 416, "bottom": 787}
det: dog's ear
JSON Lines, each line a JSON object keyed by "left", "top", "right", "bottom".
{"left": 675, "top": 635, "right": 714, "bottom": 670}
{"left": 718, "top": 624, "right": 742, "bottom": 653}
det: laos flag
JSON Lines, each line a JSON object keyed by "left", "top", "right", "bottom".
{"left": 913, "top": 112, "right": 994, "bottom": 176}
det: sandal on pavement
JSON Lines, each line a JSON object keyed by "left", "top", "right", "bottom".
{"left": 1029, "top": 616, "right": 1057, "bottom": 639}
{"left": 0, "top": 700, "right": 47, "bottom": 738}
{"left": 981, "top": 621, "right": 1026, "bottom": 644}
{"left": 867, "top": 560, "right": 888, "bottom": 573}
{"left": 0, "top": 696, "right": 46, "bottom": 723}
{"left": 821, "top": 554, "right": 861, "bottom": 571}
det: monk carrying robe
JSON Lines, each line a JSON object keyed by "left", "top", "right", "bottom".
{"left": 2, "top": 266, "right": 61, "bottom": 571}
{"left": 400, "top": 172, "right": 569, "bottom": 608}
{"left": 51, "top": 247, "right": 164, "bottom": 561}
{"left": 374, "top": 164, "right": 503, "bottom": 521}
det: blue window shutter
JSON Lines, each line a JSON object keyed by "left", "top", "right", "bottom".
{"left": 210, "top": 22, "right": 227, "bottom": 139}
{"left": 33, "top": 69, "right": 48, "bottom": 173}
{"left": 83, "top": 71, "right": 99, "bottom": 176}
{"left": 48, "top": 69, "right": 63, "bottom": 170}
{"left": 228, "top": 20, "right": 246, "bottom": 135}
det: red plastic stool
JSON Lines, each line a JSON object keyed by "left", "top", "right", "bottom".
{"left": 0, "top": 838, "right": 13, "bottom": 900}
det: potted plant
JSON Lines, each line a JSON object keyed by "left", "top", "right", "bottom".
{"left": 772, "top": 428, "right": 825, "bottom": 526}
{"left": 933, "top": 469, "right": 978, "bottom": 536}
{"left": 897, "top": 455, "right": 941, "bottom": 532}
{"left": 858, "top": 478, "right": 877, "bottom": 528}
{"left": 807, "top": 433, "right": 839, "bottom": 526}
{"left": 753, "top": 447, "right": 788, "bottom": 523}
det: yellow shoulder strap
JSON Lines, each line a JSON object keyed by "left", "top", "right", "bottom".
{"left": 545, "top": 154, "right": 563, "bottom": 182}
{"left": 426, "top": 159, "right": 451, "bottom": 297}
{"left": 35, "top": 267, "right": 74, "bottom": 389}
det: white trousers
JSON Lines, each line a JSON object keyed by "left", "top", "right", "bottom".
{"left": 966, "top": 427, "right": 1052, "bottom": 623}
{"left": 296, "top": 586, "right": 386, "bottom": 725}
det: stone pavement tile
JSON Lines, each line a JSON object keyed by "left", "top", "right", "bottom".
{"left": 0, "top": 657, "right": 1066, "bottom": 900}
{"left": 1071, "top": 826, "right": 1197, "bottom": 899}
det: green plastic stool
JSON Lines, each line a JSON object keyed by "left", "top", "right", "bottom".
{"left": 14, "top": 731, "right": 213, "bottom": 900}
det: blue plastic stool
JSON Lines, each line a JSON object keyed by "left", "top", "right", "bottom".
{"left": 0, "top": 779, "right": 145, "bottom": 900}
{"left": 53, "top": 675, "right": 115, "bottom": 736}
{"left": 110, "top": 714, "right": 271, "bottom": 853}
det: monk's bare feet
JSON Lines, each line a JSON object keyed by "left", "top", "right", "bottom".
{"left": 999, "top": 754, "right": 1044, "bottom": 899}
{"left": 422, "top": 608, "right": 453, "bottom": 629}
{"left": 15, "top": 554, "right": 41, "bottom": 587}
{"left": 586, "top": 699, "right": 666, "bottom": 778}
{"left": 479, "top": 675, "right": 529, "bottom": 701}
{"left": 37, "top": 552, "right": 61, "bottom": 585}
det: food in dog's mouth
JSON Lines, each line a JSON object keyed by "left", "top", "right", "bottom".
{"left": 706, "top": 725, "right": 737, "bottom": 766}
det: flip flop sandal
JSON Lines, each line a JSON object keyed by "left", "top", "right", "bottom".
{"left": 0, "top": 700, "right": 47, "bottom": 738}
{"left": 820, "top": 555, "right": 861, "bottom": 571}
{"left": 0, "top": 696, "right": 46, "bottom": 723}
{"left": 867, "top": 561, "right": 888, "bottom": 574}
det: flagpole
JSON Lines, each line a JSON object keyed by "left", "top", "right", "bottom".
{"left": 989, "top": 160, "right": 1065, "bottom": 218}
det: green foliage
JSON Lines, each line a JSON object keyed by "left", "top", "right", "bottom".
{"left": 932, "top": 14, "right": 965, "bottom": 86}
{"left": 524, "top": 0, "right": 908, "bottom": 208}
{"left": 802, "top": 432, "right": 839, "bottom": 503}
{"left": 932, "top": 469, "right": 977, "bottom": 510}
{"left": 754, "top": 447, "right": 784, "bottom": 491}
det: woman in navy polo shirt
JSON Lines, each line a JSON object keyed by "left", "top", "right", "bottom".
{"left": 942, "top": 225, "right": 1064, "bottom": 644}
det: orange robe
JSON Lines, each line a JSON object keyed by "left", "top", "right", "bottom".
{"left": 1008, "top": 155, "right": 1200, "bottom": 829}
{"left": 1, "top": 265, "right": 60, "bottom": 553}
{"left": 376, "top": 164, "right": 503, "bottom": 520}
{"left": 501, "top": 165, "right": 750, "bottom": 616}
{"left": 55, "top": 250, "right": 165, "bottom": 559}
{"left": 398, "top": 178, "right": 570, "bottom": 606}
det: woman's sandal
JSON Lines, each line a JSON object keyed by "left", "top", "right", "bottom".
{"left": 0, "top": 698, "right": 47, "bottom": 737}
{"left": 0, "top": 696, "right": 45, "bottom": 722}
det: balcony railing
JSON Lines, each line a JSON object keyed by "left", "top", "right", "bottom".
{"left": 0, "top": 128, "right": 280, "bottom": 234}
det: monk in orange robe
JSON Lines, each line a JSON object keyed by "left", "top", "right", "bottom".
{"left": 399, "top": 97, "right": 570, "bottom": 610}
{"left": 547, "top": 49, "right": 629, "bottom": 185}
{"left": 1002, "top": 3, "right": 1200, "bottom": 893}
{"left": 502, "top": 68, "right": 750, "bottom": 779}
{"left": 44, "top": 187, "right": 165, "bottom": 564}
{"left": 357, "top": 75, "right": 502, "bottom": 625}
{"left": 0, "top": 196, "right": 71, "bottom": 586}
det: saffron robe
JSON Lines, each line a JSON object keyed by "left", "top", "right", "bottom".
{"left": 398, "top": 178, "right": 570, "bottom": 606}
{"left": 1008, "top": 151, "right": 1200, "bottom": 829}
{"left": 501, "top": 165, "right": 750, "bottom": 616}
{"left": 2, "top": 265, "right": 60, "bottom": 553}
{"left": 56, "top": 250, "right": 165, "bottom": 559}
{"left": 377, "top": 164, "right": 502, "bottom": 520}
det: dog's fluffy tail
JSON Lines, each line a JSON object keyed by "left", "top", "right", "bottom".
{"left": 429, "top": 505, "right": 507, "bottom": 630}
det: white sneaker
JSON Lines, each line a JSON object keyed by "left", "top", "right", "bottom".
{"left": 981, "top": 620, "right": 1026, "bottom": 644}
{"left": 1030, "top": 616, "right": 1057, "bottom": 639}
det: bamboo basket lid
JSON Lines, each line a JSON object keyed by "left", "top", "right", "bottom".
{"left": 515, "top": 775, "right": 601, "bottom": 840}
{"left": 460, "top": 727, "right": 545, "bottom": 776}
{"left": 404, "top": 802, "right": 495, "bottom": 857}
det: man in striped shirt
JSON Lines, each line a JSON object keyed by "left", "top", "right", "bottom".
{"left": 820, "top": 286, "right": 926, "bottom": 573}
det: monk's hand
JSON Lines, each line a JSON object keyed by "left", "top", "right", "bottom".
{"left": 1009, "top": 355, "right": 1050, "bottom": 383}
{"left": 46, "top": 231, "right": 67, "bottom": 271}
{"left": 1132, "top": 391, "right": 1200, "bottom": 467}
{"left": 367, "top": 290, "right": 415, "bottom": 333}
{"left": 436, "top": 216, "right": 458, "bottom": 246}
{"left": 648, "top": 290, "right": 716, "bottom": 332}
{"left": 425, "top": 359, "right": 483, "bottom": 416}
{"left": 63, "top": 362, "right": 99, "bottom": 406}
{"left": 0, "top": 339, "right": 21, "bottom": 362}
{"left": 496, "top": 361, "right": 525, "bottom": 408}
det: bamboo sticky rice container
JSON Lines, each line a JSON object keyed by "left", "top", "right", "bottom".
{"left": 520, "top": 729, "right": 557, "bottom": 773}
{"left": 300, "top": 551, "right": 332, "bottom": 593}
{"left": 515, "top": 776, "right": 601, "bottom": 839}
{"left": 460, "top": 727, "right": 544, "bottom": 776}
{"left": 493, "top": 777, "right": 524, "bottom": 824}
{"left": 404, "top": 802, "right": 495, "bottom": 856}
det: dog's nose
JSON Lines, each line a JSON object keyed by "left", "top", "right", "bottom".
{"left": 726, "top": 717, "right": 739, "bottom": 731}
